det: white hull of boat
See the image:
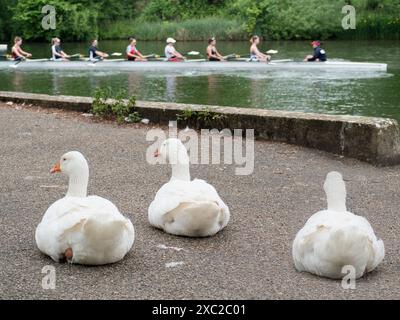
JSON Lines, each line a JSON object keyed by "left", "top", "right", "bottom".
{"left": 0, "top": 59, "right": 388, "bottom": 72}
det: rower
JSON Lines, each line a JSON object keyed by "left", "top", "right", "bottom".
{"left": 126, "top": 37, "right": 147, "bottom": 61}
{"left": 51, "top": 38, "right": 70, "bottom": 61}
{"left": 11, "top": 36, "right": 32, "bottom": 61}
{"left": 165, "top": 38, "right": 184, "bottom": 62}
{"left": 206, "top": 37, "right": 225, "bottom": 61}
{"left": 249, "top": 35, "right": 271, "bottom": 62}
{"left": 89, "top": 39, "right": 109, "bottom": 61}
{"left": 304, "top": 41, "right": 327, "bottom": 62}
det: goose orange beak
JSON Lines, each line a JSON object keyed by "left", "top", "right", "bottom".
{"left": 50, "top": 161, "right": 61, "bottom": 174}
{"left": 154, "top": 149, "right": 161, "bottom": 157}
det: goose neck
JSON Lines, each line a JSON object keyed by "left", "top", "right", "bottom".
{"left": 66, "top": 173, "right": 88, "bottom": 198}
{"left": 171, "top": 162, "right": 190, "bottom": 182}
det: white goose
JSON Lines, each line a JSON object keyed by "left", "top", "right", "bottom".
{"left": 35, "top": 151, "right": 135, "bottom": 265}
{"left": 148, "top": 138, "right": 230, "bottom": 237}
{"left": 292, "top": 171, "right": 384, "bottom": 279}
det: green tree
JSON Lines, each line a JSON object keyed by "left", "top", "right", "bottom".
{"left": 2, "top": 0, "right": 400, "bottom": 41}
{"left": 0, "top": 0, "right": 17, "bottom": 41}
{"left": 228, "top": 0, "right": 346, "bottom": 40}
{"left": 11, "top": 0, "right": 99, "bottom": 41}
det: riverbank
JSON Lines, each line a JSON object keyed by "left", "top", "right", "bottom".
{"left": 0, "top": 102, "right": 399, "bottom": 299}
{"left": 1, "top": 91, "right": 400, "bottom": 166}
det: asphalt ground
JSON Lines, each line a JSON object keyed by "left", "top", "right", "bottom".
{"left": 0, "top": 103, "right": 399, "bottom": 299}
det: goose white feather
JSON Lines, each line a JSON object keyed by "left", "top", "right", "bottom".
{"left": 35, "top": 151, "right": 134, "bottom": 265}
{"left": 292, "top": 171, "right": 384, "bottom": 279}
{"left": 148, "top": 138, "right": 230, "bottom": 237}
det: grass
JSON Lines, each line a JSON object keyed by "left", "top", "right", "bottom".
{"left": 100, "top": 16, "right": 248, "bottom": 41}
{"left": 100, "top": 13, "right": 400, "bottom": 41}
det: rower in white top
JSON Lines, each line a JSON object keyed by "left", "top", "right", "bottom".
{"left": 51, "top": 38, "right": 70, "bottom": 61}
{"left": 165, "top": 38, "right": 185, "bottom": 62}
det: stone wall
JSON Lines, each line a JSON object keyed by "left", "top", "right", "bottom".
{"left": 1, "top": 91, "right": 399, "bottom": 166}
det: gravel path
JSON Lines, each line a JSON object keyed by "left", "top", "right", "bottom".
{"left": 0, "top": 103, "right": 399, "bottom": 299}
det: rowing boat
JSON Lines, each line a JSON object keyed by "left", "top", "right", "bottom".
{"left": 0, "top": 59, "right": 388, "bottom": 72}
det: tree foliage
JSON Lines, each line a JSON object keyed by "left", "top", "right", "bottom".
{"left": 10, "top": 0, "right": 98, "bottom": 41}
{"left": 0, "top": 0, "right": 399, "bottom": 41}
{"left": 228, "top": 0, "right": 345, "bottom": 40}
{"left": 229, "top": 0, "right": 400, "bottom": 40}
{"left": 142, "top": 0, "right": 227, "bottom": 21}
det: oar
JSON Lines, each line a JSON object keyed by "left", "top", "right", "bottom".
{"left": 223, "top": 53, "right": 239, "bottom": 60}
{"left": 229, "top": 57, "right": 250, "bottom": 62}
{"left": 112, "top": 52, "right": 160, "bottom": 60}
{"left": 272, "top": 59, "right": 292, "bottom": 62}
{"left": 144, "top": 54, "right": 159, "bottom": 59}
{"left": 147, "top": 57, "right": 165, "bottom": 62}
{"left": 186, "top": 58, "right": 206, "bottom": 62}
{"left": 88, "top": 58, "right": 126, "bottom": 66}
{"left": 231, "top": 50, "right": 278, "bottom": 58}
{"left": 69, "top": 53, "right": 83, "bottom": 59}
{"left": 269, "top": 59, "right": 293, "bottom": 64}
{"left": 26, "top": 59, "right": 49, "bottom": 62}
{"left": 105, "top": 59, "right": 125, "bottom": 62}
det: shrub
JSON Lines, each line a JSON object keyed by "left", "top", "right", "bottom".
{"left": 92, "top": 87, "right": 140, "bottom": 124}
{"left": 177, "top": 107, "right": 226, "bottom": 128}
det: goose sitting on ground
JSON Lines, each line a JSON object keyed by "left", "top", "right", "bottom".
{"left": 292, "top": 171, "right": 384, "bottom": 279}
{"left": 148, "top": 138, "right": 230, "bottom": 237}
{"left": 35, "top": 151, "right": 135, "bottom": 265}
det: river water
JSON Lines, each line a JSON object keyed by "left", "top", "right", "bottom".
{"left": 0, "top": 40, "right": 399, "bottom": 119}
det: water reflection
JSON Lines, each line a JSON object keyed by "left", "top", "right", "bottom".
{"left": 166, "top": 75, "right": 177, "bottom": 100}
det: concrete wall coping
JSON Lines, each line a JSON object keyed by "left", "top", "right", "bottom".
{"left": 0, "top": 91, "right": 399, "bottom": 166}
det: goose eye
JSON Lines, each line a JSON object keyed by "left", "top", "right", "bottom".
{"left": 63, "top": 158, "right": 67, "bottom": 161}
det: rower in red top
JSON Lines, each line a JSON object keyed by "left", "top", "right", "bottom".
{"left": 11, "top": 37, "right": 32, "bottom": 61}
{"left": 126, "top": 37, "right": 147, "bottom": 61}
